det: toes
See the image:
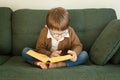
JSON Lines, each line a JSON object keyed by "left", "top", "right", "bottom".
{"left": 34, "top": 62, "right": 48, "bottom": 69}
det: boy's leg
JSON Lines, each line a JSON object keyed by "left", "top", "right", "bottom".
{"left": 65, "top": 51, "right": 89, "bottom": 67}
{"left": 22, "top": 47, "right": 38, "bottom": 65}
{"left": 22, "top": 47, "right": 48, "bottom": 69}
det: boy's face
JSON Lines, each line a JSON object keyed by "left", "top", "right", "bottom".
{"left": 50, "top": 29, "right": 68, "bottom": 40}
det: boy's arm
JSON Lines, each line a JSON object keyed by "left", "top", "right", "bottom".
{"left": 70, "top": 27, "right": 83, "bottom": 55}
{"left": 36, "top": 27, "right": 51, "bottom": 56}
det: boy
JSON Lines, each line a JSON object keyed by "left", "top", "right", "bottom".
{"left": 22, "top": 7, "right": 88, "bottom": 69}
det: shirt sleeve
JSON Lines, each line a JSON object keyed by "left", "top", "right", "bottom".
{"left": 70, "top": 27, "right": 83, "bottom": 55}
{"left": 36, "top": 27, "right": 52, "bottom": 56}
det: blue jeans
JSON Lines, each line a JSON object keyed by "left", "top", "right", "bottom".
{"left": 22, "top": 47, "right": 89, "bottom": 67}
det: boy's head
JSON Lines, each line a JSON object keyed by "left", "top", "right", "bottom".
{"left": 46, "top": 7, "right": 70, "bottom": 31}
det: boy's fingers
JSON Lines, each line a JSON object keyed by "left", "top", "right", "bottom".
{"left": 67, "top": 50, "right": 72, "bottom": 53}
{"left": 57, "top": 50, "right": 62, "bottom": 54}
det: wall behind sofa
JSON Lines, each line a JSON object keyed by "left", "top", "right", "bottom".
{"left": 0, "top": 0, "right": 119, "bottom": 19}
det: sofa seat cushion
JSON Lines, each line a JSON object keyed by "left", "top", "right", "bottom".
{"left": 0, "top": 56, "right": 120, "bottom": 80}
{"left": 90, "top": 19, "right": 120, "bottom": 65}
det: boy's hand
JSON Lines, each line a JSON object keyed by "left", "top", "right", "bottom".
{"left": 50, "top": 50, "right": 62, "bottom": 57}
{"left": 67, "top": 50, "right": 77, "bottom": 62}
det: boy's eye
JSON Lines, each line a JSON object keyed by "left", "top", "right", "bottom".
{"left": 53, "top": 32, "right": 67, "bottom": 37}
{"left": 49, "top": 29, "right": 68, "bottom": 37}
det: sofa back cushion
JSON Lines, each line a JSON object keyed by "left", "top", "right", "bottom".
{"left": 12, "top": 8, "right": 117, "bottom": 55}
{"left": 12, "top": 10, "right": 48, "bottom": 55}
{"left": 68, "top": 9, "right": 116, "bottom": 51}
{"left": 0, "top": 7, "right": 12, "bottom": 55}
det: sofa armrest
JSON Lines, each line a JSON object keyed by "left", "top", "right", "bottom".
{"left": 107, "top": 19, "right": 120, "bottom": 26}
{"left": 109, "top": 19, "right": 120, "bottom": 64}
{"left": 90, "top": 19, "right": 120, "bottom": 65}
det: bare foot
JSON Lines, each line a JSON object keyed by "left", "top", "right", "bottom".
{"left": 34, "top": 61, "right": 48, "bottom": 69}
{"left": 49, "top": 62, "right": 66, "bottom": 69}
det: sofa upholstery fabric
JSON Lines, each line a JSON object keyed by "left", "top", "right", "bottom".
{"left": 0, "top": 7, "right": 12, "bottom": 55}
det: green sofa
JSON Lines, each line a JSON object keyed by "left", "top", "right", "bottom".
{"left": 0, "top": 7, "right": 120, "bottom": 80}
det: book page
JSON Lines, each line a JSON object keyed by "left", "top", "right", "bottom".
{"left": 26, "top": 50, "right": 49, "bottom": 63}
{"left": 50, "top": 55, "right": 73, "bottom": 63}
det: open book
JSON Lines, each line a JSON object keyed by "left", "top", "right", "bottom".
{"left": 26, "top": 50, "right": 73, "bottom": 64}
